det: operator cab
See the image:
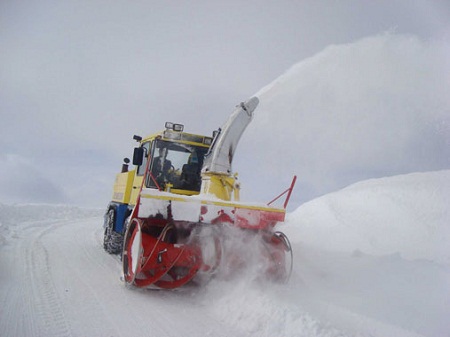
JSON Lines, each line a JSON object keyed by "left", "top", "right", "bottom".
{"left": 133, "top": 122, "right": 213, "bottom": 195}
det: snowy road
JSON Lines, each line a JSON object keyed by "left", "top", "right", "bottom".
{"left": 1, "top": 214, "right": 248, "bottom": 337}
{"left": 1, "top": 171, "right": 449, "bottom": 337}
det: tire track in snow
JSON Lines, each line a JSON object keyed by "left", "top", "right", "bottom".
{"left": 26, "top": 217, "right": 123, "bottom": 337}
{"left": 1, "top": 245, "right": 41, "bottom": 337}
{"left": 27, "top": 225, "right": 73, "bottom": 337}
{"left": 1, "top": 221, "right": 74, "bottom": 337}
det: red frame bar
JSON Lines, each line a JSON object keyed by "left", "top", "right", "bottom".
{"left": 267, "top": 175, "right": 297, "bottom": 209}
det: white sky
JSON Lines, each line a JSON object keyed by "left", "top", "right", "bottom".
{"left": 1, "top": 1, "right": 449, "bottom": 207}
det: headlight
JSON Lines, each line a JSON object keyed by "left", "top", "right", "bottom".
{"left": 165, "top": 122, "right": 184, "bottom": 132}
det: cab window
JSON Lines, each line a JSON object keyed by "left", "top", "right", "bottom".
{"left": 147, "top": 140, "right": 207, "bottom": 191}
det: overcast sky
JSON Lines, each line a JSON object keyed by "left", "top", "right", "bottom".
{"left": 1, "top": 1, "right": 449, "bottom": 208}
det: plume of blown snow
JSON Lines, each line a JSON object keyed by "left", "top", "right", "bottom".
{"left": 237, "top": 33, "right": 450, "bottom": 205}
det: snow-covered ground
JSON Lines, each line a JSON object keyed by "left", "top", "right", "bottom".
{"left": 0, "top": 170, "right": 449, "bottom": 337}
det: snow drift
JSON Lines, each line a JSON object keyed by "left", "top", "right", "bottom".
{"left": 286, "top": 170, "right": 450, "bottom": 266}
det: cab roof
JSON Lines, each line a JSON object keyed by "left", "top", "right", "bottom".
{"left": 137, "top": 123, "right": 214, "bottom": 148}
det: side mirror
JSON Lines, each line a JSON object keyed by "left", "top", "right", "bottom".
{"left": 133, "top": 147, "right": 144, "bottom": 166}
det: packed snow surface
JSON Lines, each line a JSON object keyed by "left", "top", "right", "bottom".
{"left": 1, "top": 170, "right": 449, "bottom": 337}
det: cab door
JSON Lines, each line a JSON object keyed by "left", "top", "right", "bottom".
{"left": 129, "top": 141, "right": 151, "bottom": 205}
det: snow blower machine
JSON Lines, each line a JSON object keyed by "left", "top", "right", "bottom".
{"left": 103, "top": 97, "right": 296, "bottom": 289}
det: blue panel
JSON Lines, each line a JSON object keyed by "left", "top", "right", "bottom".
{"left": 114, "top": 204, "right": 129, "bottom": 234}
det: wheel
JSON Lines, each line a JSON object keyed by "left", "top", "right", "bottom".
{"left": 122, "top": 218, "right": 143, "bottom": 285}
{"left": 273, "top": 231, "right": 293, "bottom": 282}
{"left": 262, "top": 231, "right": 293, "bottom": 283}
{"left": 103, "top": 208, "right": 123, "bottom": 254}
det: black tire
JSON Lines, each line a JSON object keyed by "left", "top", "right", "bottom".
{"left": 103, "top": 208, "right": 124, "bottom": 254}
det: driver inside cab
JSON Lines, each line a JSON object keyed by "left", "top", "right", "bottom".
{"left": 151, "top": 147, "right": 172, "bottom": 188}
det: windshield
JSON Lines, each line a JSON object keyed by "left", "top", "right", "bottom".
{"left": 147, "top": 140, "right": 208, "bottom": 192}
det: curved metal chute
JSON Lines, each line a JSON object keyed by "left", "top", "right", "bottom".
{"left": 202, "top": 97, "right": 259, "bottom": 175}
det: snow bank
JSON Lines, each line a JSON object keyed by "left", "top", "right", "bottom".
{"left": 286, "top": 170, "right": 450, "bottom": 265}
{"left": 0, "top": 203, "right": 102, "bottom": 245}
{"left": 0, "top": 203, "right": 102, "bottom": 225}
